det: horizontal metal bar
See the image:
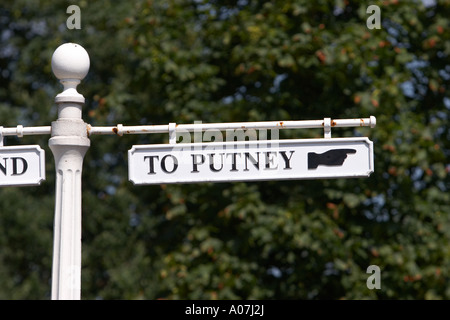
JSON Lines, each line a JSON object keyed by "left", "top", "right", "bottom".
{"left": 1, "top": 116, "right": 376, "bottom": 138}
{"left": 87, "top": 124, "right": 168, "bottom": 136}
{"left": 87, "top": 116, "right": 376, "bottom": 136}
{"left": 1, "top": 125, "right": 52, "bottom": 137}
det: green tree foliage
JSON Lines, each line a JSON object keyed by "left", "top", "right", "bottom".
{"left": 0, "top": 0, "right": 449, "bottom": 299}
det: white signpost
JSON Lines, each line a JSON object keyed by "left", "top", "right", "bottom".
{"left": 0, "top": 145, "right": 45, "bottom": 186}
{"left": 0, "top": 43, "right": 377, "bottom": 300}
{"left": 128, "top": 137, "right": 373, "bottom": 185}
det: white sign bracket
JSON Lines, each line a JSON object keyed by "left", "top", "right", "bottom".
{"left": 324, "top": 118, "right": 331, "bottom": 138}
{"left": 168, "top": 122, "right": 177, "bottom": 144}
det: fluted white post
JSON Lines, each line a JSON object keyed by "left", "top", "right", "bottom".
{"left": 49, "top": 43, "right": 90, "bottom": 300}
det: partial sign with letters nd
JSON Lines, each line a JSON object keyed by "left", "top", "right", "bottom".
{"left": 0, "top": 145, "right": 45, "bottom": 186}
{"left": 128, "top": 137, "right": 374, "bottom": 185}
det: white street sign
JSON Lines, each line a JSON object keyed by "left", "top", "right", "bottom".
{"left": 0, "top": 145, "right": 45, "bottom": 186}
{"left": 128, "top": 137, "right": 373, "bottom": 185}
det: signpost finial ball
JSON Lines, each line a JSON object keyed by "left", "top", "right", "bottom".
{"left": 51, "top": 43, "right": 90, "bottom": 81}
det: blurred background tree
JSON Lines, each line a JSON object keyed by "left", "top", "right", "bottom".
{"left": 0, "top": 0, "right": 448, "bottom": 299}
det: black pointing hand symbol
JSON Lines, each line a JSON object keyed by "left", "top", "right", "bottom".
{"left": 308, "top": 149, "right": 356, "bottom": 169}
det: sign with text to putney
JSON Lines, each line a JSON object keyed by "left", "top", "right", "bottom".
{"left": 0, "top": 145, "right": 45, "bottom": 187}
{"left": 128, "top": 137, "right": 373, "bottom": 185}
